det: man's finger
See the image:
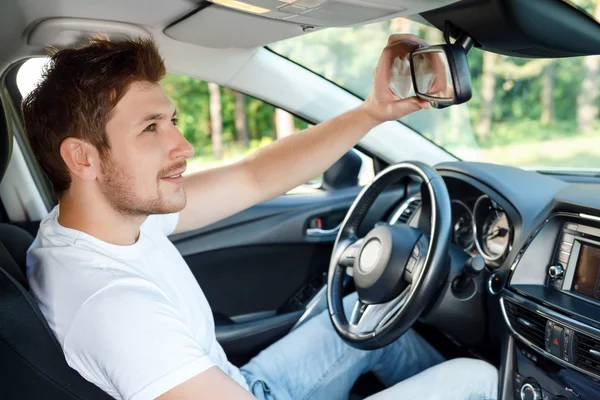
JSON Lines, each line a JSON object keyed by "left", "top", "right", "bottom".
{"left": 374, "top": 39, "right": 426, "bottom": 91}
{"left": 386, "top": 33, "right": 428, "bottom": 48}
{"left": 392, "top": 96, "right": 431, "bottom": 114}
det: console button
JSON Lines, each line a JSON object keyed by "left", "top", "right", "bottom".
{"left": 563, "top": 327, "right": 572, "bottom": 362}
{"left": 515, "top": 372, "right": 523, "bottom": 387}
{"left": 565, "top": 223, "right": 578, "bottom": 231}
{"left": 558, "top": 252, "right": 570, "bottom": 264}
{"left": 548, "top": 264, "right": 565, "bottom": 280}
{"left": 549, "top": 325, "right": 564, "bottom": 357}
{"left": 520, "top": 381, "right": 542, "bottom": 400}
{"left": 562, "top": 233, "right": 575, "bottom": 244}
{"left": 559, "top": 242, "right": 572, "bottom": 253}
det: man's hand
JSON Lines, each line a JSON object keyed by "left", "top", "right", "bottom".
{"left": 362, "top": 34, "right": 432, "bottom": 123}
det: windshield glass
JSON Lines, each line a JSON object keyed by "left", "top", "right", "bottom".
{"left": 270, "top": 3, "right": 600, "bottom": 170}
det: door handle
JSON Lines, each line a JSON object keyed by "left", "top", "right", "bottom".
{"left": 306, "top": 223, "right": 341, "bottom": 237}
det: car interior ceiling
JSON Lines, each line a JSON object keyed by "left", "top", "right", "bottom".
{"left": 0, "top": 0, "right": 600, "bottom": 399}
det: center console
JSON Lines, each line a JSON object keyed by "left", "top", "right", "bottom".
{"left": 501, "top": 214, "right": 600, "bottom": 400}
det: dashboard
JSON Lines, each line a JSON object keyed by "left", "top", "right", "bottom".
{"left": 384, "top": 161, "right": 600, "bottom": 400}
{"left": 387, "top": 179, "right": 515, "bottom": 268}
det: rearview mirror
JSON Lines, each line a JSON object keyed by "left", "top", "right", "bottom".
{"left": 409, "top": 44, "right": 472, "bottom": 109}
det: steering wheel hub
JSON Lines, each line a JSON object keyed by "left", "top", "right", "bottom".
{"left": 354, "top": 224, "right": 422, "bottom": 305}
{"left": 357, "top": 239, "right": 381, "bottom": 273}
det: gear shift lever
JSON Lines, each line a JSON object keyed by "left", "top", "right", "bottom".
{"left": 452, "top": 255, "right": 485, "bottom": 294}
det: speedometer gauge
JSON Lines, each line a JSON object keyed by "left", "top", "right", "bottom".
{"left": 451, "top": 200, "right": 474, "bottom": 251}
{"left": 473, "top": 195, "right": 512, "bottom": 262}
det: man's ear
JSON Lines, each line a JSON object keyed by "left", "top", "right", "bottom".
{"left": 59, "top": 138, "right": 100, "bottom": 182}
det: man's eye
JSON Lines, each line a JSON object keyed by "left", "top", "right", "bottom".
{"left": 171, "top": 118, "right": 179, "bottom": 126}
{"left": 143, "top": 123, "right": 156, "bottom": 132}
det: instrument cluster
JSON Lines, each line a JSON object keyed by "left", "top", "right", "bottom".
{"left": 389, "top": 194, "right": 513, "bottom": 266}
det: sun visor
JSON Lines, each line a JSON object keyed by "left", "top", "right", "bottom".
{"left": 421, "top": 0, "right": 600, "bottom": 58}
{"left": 26, "top": 18, "right": 150, "bottom": 48}
{"left": 164, "top": 0, "right": 462, "bottom": 48}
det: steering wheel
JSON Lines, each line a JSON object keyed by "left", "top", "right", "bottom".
{"left": 327, "top": 161, "right": 452, "bottom": 350}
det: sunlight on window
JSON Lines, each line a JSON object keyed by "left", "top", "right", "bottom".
{"left": 16, "top": 58, "right": 50, "bottom": 98}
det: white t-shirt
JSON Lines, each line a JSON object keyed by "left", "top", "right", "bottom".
{"left": 26, "top": 206, "right": 249, "bottom": 400}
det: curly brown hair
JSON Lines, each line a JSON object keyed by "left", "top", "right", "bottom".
{"left": 21, "top": 36, "right": 166, "bottom": 197}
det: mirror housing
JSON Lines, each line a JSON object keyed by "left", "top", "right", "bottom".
{"left": 322, "top": 150, "right": 362, "bottom": 190}
{"left": 409, "top": 44, "right": 472, "bottom": 109}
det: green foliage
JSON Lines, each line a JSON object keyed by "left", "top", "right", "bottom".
{"left": 161, "top": 73, "right": 310, "bottom": 162}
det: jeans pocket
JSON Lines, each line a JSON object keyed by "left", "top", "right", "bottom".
{"left": 250, "top": 378, "right": 275, "bottom": 400}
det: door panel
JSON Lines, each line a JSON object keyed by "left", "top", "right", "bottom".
{"left": 170, "top": 185, "right": 406, "bottom": 361}
{"left": 184, "top": 244, "right": 331, "bottom": 317}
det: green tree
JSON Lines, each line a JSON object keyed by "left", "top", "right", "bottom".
{"left": 234, "top": 91, "right": 249, "bottom": 148}
{"left": 577, "top": 2, "right": 600, "bottom": 133}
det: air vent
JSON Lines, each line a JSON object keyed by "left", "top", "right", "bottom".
{"left": 574, "top": 332, "right": 600, "bottom": 377}
{"left": 395, "top": 198, "right": 422, "bottom": 225}
{"left": 504, "top": 300, "right": 547, "bottom": 349}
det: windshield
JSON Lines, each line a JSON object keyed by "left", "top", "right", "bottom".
{"left": 270, "top": 5, "right": 600, "bottom": 170}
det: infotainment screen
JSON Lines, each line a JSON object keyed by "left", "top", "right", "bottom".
{"left": 572, "top": 243, "right": 600, "bottom": 301}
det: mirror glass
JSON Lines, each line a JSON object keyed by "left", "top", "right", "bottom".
{"left": 412, "top": 50, "right": 454, "bottom": 100}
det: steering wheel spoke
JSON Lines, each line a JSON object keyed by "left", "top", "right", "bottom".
{"left": 403, "top": 235, "right": 429, "bottom": 284}
{"left": 348, "top": 288, "right": 410, "bottom": 335}
{"left": 338, "top": 238, "right": 364, "bottom": 272}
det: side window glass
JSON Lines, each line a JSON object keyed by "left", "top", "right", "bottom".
{"left": 15, "top": 64, "right": 375, "bottom": 196}
{"left": 162, "top": 73, "right": 374, "bottom": 193}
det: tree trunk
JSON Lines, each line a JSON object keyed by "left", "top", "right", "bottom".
{"left": 476, "top": 52, "right": 500, "bottom": 143}
{"left": 541, "top": 62, "right": 555, "bottom": 125}
{"left": 234, "top": 91, "right": 249, "bottom": 148}
{"left": 275, "top": 108, "right": 295, "bottom": 139}
{"left": 577, "top": 3, "right": 600, "bottom": 133}
{"left": 208, "top": 82, "right": 223, "bottom": 160}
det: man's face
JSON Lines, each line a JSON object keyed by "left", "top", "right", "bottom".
{"left": 100, "top": 81, "right": 195, "bottom": 217}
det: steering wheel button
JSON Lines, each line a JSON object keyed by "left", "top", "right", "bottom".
{"left": 411, "top": 246, "right": 420, "bottom": 258}
{"left": 406, "top": 257, "right": 417, "bottom": 272}
{"left": 403, "top": 269, "right": 413, "bottom": 284}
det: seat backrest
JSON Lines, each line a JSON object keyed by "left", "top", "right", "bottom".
{"left": 0, "top": 222, "right": 35, "bottom": 288}
{"left": 0, "top": 261, "right": 114, "bottom": 400}
{"left": 0, "top": 82, "right": 110, "bottom": 399}
{"left": 0, "top": 226, "right": 112, "bottom": 399}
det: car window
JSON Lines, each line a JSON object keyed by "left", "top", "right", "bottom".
{"left": 15, "top": 59, "right": 375, "bottom": 196}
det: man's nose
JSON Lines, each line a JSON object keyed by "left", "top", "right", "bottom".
{"left": 170, "top": 129, "right": 195, "bottom": 160}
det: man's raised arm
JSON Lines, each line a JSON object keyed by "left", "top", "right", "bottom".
{"left": 173, "top": 34, "right": 430, "bottom": 234}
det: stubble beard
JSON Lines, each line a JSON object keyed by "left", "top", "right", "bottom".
{"left": 99, "top": 155, "right": 187, "bottom": 217}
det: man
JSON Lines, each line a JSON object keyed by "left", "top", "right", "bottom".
{"left": 24, "top": 34, "right": 497, "bottom": 399}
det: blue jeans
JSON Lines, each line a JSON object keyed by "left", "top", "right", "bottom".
{"left": 239, "top": 293, "right": 452, "bottom": 400}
